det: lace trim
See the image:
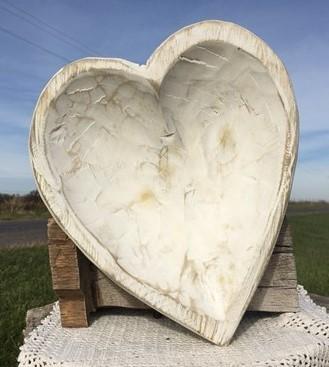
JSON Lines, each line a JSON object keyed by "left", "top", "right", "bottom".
{"left": 18, "top": 286, "right": 329, "bottom": 367}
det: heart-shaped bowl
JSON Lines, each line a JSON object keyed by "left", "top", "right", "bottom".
{"left": 30, "top": 20, "right": 298, "bottom": 345}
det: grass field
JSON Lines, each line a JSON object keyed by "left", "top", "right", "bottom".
{"left": 289, "top": 213, "right": 329, "bottom": 296}
{"left": 0, "top": 246, "right": 56, "bottom": 367}
{"left": 0, "top": 191, "right": 48, "bottom": 221}
{"left": 0, "top": 198, "right": 327, "bottom": 221}
{"left": 0, "top": 209, "right": 49, "bottom": 221}
{"left": 0, "top": 213, "right": 328, "bottom": 366}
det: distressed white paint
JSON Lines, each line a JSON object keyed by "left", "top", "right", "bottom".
{"left": 29, "top": 21, "right": 298, "bottom": 345}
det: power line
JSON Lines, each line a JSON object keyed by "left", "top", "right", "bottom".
{"left": 0, "top": 3, "right": 95, "bottom": 56}
{"left": 0, "top": 0, "right": 99, "bottom": 55}
{"left": 0, "top": 3, "right": 93, "bottom": 56}
{"left": 0, "top": 66, "right": 45, "bottom": 82}
{"left": 0, "top": 25, "right": 70, "bottom": 62}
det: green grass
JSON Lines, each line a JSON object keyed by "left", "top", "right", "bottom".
{"left": 288, "top": 200, "right": 329, "bottom": 212}
{"left": 289, "top": 213, "right": 329, "bottom": 296}
{"left": 0, "top": 199, "right": 326, "bottom": 221}
{"left": 0, "top": 213, "right": 328, "bottom": 366}
{"left": 0, "top": 246, "right": 56, "bottom": 367}
{"left": 0, "top": 209, "right": 49, "bottom": 221}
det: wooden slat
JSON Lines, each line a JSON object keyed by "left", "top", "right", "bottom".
{"left": 94, "top": 272, "right": 147, "bottom": 309}
{"left": 48, "top": 238, "right": 80, "bottom": 290}
{"left": 58, "top": 291, "right": 89, "bottom": 327}
{"left": 273, "top": 246, "right": 293, "bottom": 253}
{"left": 258, "top": 253, "right": 297, "bottom": 288}
{"left": 93, "top": 265, "right": 298, "bottom": 312}
{"left": 275, "top": 218, "right": 293, "bottom": 248}
{"left": 48, "top": 219, "right": 95, "bottom": 327}
{"left": 248, "top": 287, "right": 298, "bottom": 312}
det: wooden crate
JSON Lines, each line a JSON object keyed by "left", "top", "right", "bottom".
{"left": 47, "top": 217, "right": 298, "bottom": 327}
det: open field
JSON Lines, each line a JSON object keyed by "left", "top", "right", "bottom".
{"left": 0, "top": 212, "right": 328, "bottom": 366}
{"left": 287, "top": 201, "right": 329, "bottom": 222}
{"left": 288, "top": 200, "right": 329, "bottom": 214}
{"left": 0, "top": 191, "right": 328, "bottom": 221}
{"left": 0, "top": 209, "right": 49, "bottom": 221}
{"left": 0, "top": 246, "right": 56, "bottom": 367}
{"left": 289, "top": 213, "right": 329, "bottom": 296}
{"left": 0, "top": 191, "right": 48, "bottom": 221}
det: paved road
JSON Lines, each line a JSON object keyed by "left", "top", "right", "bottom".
{"left": 0, "top": 208, "right": 328, "bottom": 249}
{"left": 0, "top": 219, "right": 48, "bottom": 248}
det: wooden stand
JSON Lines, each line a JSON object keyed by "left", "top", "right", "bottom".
{"left": 47, "top": 218, "right": 298, "bottom": 328}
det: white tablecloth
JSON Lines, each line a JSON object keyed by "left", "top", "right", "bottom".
{"left": 18, "top": 286, "right": 329, "bottom": 367}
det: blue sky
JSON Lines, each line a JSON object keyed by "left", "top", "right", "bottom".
{"left": 0, "top": 0, "right": 328, "bottom": 200}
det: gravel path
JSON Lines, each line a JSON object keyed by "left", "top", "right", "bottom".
{"left": 0, "top": 219, "right": 48, "bottom": 248}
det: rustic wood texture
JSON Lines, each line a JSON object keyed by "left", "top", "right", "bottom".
{"left": 48, "top": 219, "right": 95, "bottom": 327}
{"left": 249, "top": 218, "right": 298, "bottom": 311}
{"left": 48, "top": 216, "right": 298, "bottom": 327}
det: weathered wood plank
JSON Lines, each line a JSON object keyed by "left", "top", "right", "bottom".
{"left": 48, "top": 238, "right": 80, "bottom": 290}
{"left": 273, "top": 246, "right": 293, "bottom": 253}
{"left": 93, "top": 267, "right": 298, "bottom": 312}
{"left": 58, "top": 291, "right": 89, "bottom": 327}
{"left": 248, "top": 287, "right": 298, "bottom": 312}
{"left": 48, "top": 219, "right": 95, "bottom": 327}
{"left": 94, "top": 272, "right": 147, "bottom": 309}
{"left": 258, "top": 253, "right": 297, "bottom": 288}
{"left": 275, "top": 218, "right": 293, "bottom": 248}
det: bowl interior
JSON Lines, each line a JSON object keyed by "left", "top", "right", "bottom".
{"left": 44, "top": 39, "right": 288, "bottom": 320}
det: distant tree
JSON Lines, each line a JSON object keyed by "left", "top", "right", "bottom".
{"left": 4, "top": 194, "right": 23, "bottom": 215}
{"left": 0, "top": 193, "right": 12, "bottom": 205}
{"left": 23, "top": 190, "right": 46, "bottom": 211}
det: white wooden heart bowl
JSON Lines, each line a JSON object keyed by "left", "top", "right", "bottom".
{"left": 30, "top": 20, "right": 298, "bottom": 345}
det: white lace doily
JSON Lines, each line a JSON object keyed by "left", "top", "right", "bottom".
{"left": 18, "top": 286, "right": 329, "bottom": 367}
